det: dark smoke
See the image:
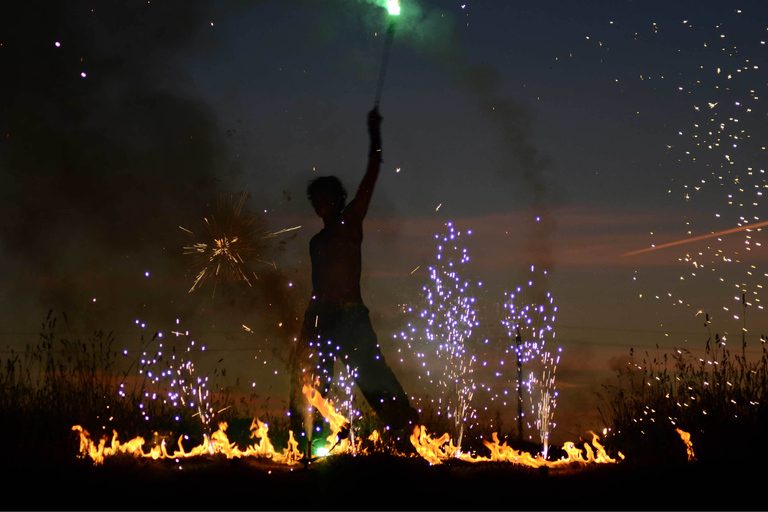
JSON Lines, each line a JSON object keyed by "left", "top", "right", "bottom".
{"left": 397, "top": 4, "right": 558, "bottom": 294}
{"left": 0, "top": 0, "right": 240, "bottom": 332}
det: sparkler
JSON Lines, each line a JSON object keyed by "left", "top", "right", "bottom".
{"left": 373, "top": 0, "right": 401, "bottom": 107}
{"left": 181, "top": 192, "right": 300, "bottom": 296}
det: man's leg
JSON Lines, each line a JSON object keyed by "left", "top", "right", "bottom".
{"left": 288, "top": 316, "right": 314, "bottom": 456}
{"left": 343, "top": 306, "right": 418, "bottom": 430}
{"left": 289, "top": 309, "right": 339, "bottom": 455}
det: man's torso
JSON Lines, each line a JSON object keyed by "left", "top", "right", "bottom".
{"left": 309, "top": 204, "right": 364, "bottom": 304}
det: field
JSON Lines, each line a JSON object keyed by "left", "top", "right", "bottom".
{"left": 3, "top": 312, "right": 766, "bottom": 510}
{"left": 7, "top": 448, "right": 761, "bottom": 510}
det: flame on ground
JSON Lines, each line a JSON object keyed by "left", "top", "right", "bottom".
{"left": 72, "top": 420, "right": 302, "bottom": 466}
{"left": 410, "top": 425, "right": 623, "bottom": 467}
{"left": 676, "top": 428, "right": 696, "bottom": 461}
{"left": 74, "top": 420, "right": 635, "bottom": 469}
{"left": 301, "top": 384, "right": 356, "bottom": 454}
{"left": 410, "top": 425, "right": 460, "bottom": 464}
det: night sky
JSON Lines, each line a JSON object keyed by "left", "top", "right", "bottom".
{"left": 2, "top": 0, "right": 768, "bottom": 444}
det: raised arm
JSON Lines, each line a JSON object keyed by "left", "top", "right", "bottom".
{"left": 347, "top": 108, "right": 382, "bottom": 222}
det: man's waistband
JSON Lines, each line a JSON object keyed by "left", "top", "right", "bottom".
{"left": 305, "top": 300, "right": 367, "bottom": 315}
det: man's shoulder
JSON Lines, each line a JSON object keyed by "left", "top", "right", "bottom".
{"left": 341, "top": 199, "right": 365, "bottom": 224}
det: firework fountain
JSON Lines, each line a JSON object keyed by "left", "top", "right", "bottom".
{"left": 501, "top": 266, "right": 561, "bottom": 458}
{"left": 398, "top": 221, "right": 478, "bottom": 453}
{"left": 118, "top": 317, "right": 226, "bottom": 436}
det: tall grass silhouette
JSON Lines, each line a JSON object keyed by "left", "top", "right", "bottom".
{"left": 598, "top": 320, "right": 768, "bottom": 465}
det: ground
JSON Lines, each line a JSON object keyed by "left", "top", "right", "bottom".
{"left": 9, "top": 452, "right": 760, "bottom": 510}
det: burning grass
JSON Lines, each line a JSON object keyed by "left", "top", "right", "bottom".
{"left": 598, "top": 331, "right": 768, "bottom": 465}
{"left": 4, "top": 311, "right": 743, "bottom": 511}
{"left": 0, "top": 312, "right": 626, "bottom": 468}
{"left": 72, "top": 418, "right": 302, "bottom": 466}
{"left": 0, "top": 311, "right": 279, "bottom": 464}
{"left": 5, "top": 312, "right": 764, "bottom": 511}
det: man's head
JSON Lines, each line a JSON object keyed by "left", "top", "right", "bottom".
{"left": 307, "top": 176, "right": 347, "bottom": 219}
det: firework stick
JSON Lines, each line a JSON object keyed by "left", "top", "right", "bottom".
{"left": 373, "top": 20, "right": 397, "bottom": 108}
{"left": 373, "top": 1, "right": 400, "bottom": 107}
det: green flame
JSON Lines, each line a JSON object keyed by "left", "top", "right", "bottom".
{"left": 387, "top": 0, "right": 401, "bottom": 15}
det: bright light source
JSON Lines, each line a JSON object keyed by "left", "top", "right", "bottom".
{"left": 387, "top": 0, "right": 400, "bottom": 15}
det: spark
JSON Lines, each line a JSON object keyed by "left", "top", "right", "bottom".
{"left": 622, "top": 12, "right": 768, "bottom": 344}
{"left": 181, "top": 192, "right": 300, "bottom": 295}
{"left": 502, "top": 266, "right": 560, "bottom": 458}
{"left": 399, "top": 222, "right": 477, "bottom": 452}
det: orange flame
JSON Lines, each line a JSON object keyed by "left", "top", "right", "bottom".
{"left": 72, "top": 420, "right": 302, "bottom": 466}
{"left": 676, "top": 428, "right": 696, "bottom": 461}
{"left": 408, "top": 427, "right": 623, "bottom": 467}
{"left": 301, "top": 384, "right": 355, "bottom": 454}
{"left": 480, "top": 432, "right": 548, "bottom": 467}
{"left": 410, "top": 425, "right": 459, "bottom": 464}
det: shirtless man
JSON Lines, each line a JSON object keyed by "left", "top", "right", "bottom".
{"left": 288, "top": 108, "right": 418, "bottom": 454}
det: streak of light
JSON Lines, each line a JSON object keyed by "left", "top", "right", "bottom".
{"left": 622, "top": 219, "right": 768, "bottom": 257}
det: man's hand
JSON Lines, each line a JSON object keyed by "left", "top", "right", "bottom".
{"left": 368, "top": 107, "right": 382, "bottom": 135}
{"left": 368, "top": 108, "right": 382, "bottom": 158}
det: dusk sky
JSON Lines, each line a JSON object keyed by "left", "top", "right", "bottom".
{"left": 2, "top": 0, "right": 768, "bottom": 444}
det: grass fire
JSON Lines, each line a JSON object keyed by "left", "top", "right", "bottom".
{"left": 3, "top": 0, "right": 768, "bottom": 509}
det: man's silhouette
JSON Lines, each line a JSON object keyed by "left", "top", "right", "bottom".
{"left": 289, "top": 108, "right": 418, "bottom": 453}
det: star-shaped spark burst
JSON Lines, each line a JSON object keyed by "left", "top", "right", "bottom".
{"left": 180, "top": 192, "right": 299, "bottom": 296}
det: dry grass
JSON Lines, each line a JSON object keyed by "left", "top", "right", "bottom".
{"left": 0, "top": 311, "right": 279, "bottom": 461}
{"left": 9, "top": 309, "right": 765, "bottom": 470}
{"left": 598, "top": 328, "right": 768, "bottom": 465}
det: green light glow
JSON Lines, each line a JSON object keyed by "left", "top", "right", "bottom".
{"left": 315, "top": 447, "right": 330, "bottom": 457}
{"left": 387, "top": 0, "right": 401, "bottom": 15}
